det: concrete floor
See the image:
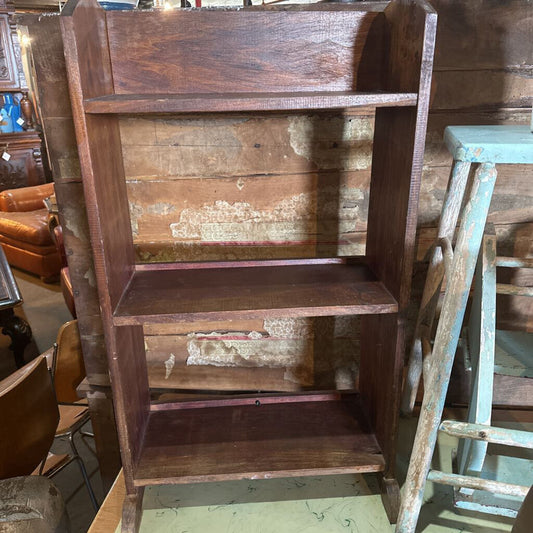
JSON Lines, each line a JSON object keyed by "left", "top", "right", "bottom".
{"left": 2, "top": 268, "right": 531, "bottom": 532}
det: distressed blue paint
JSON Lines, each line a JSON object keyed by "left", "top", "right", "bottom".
{"left": 496, "top": 257, "right": 533, "bottom": 268}
{"left": 440, "top": 421, "right": 533, "bottom": 449}
{"left": 427, "top": 470, "right": 530, "bottom": 498}
{"left": 398, "top": 124, "right": 533, "bottom": 533}
{"left": 396, "top": 163, "right": 498, "bottom": 533}
{"left": 401, "top": 159, "right": 471, "bottom": 416}
{"left": 445, "top": 125, "right": 533, "bottom": 164}
{"left": 457, "top": 231, "right": 496, "bottom": 480}
{"left": 454, "top": 499, "right": 519, "bottom": 518}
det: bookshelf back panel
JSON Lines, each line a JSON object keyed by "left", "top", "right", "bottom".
{"left": 106, "top": 7, "right": 387, "bottom": 95}
{"left": 120, "top": 113, "right": 374, "bottom": 263}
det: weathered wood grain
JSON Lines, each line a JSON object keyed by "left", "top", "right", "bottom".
{"left": 85, "top": 91, "right": 417, "bottom": 114}
{"left": 23, "top": 12, "right": 120, "bottom": 489}
{"left": 106, "top": 8, "right": 384, "bottom": 95}
{"left": 120, "top": 114, "right": 375, "bottom": 178}
{"left": 361, "top": 0, "right": 436, "bottom": 490}
{"left": 432, "top": 69, "right": 532, "bottom": 111}
{"left": 431, "top": 0, "right": 533, "bottom": 70}
{"left": 135, "top": 395, "right": 385, "bottom": 486}
{"left": 61, "top": 0, "right": 150, "bottom": 496}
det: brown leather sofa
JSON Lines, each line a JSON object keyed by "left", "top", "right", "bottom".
{"left": 0, "top": 183, "right": 61, "bottom": 282}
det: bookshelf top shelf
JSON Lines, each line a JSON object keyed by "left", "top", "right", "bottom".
{"left": 83, "top": 91, "right": 418, "bottom": 114}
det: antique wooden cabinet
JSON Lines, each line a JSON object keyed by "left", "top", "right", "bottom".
{"left": 0, "top": 130, "right": 45, "bottom": 190}
{"left": 60, "top": 0, "right": 437, "bottom": 530}
{"left": 0, "top": 0, "right": 45, "bottom": 191}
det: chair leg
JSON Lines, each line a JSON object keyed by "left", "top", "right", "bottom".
{"left": 68, "top": 432, "right": 99, "bottom": 512}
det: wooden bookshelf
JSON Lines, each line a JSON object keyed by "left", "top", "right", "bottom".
{"left": 60, "top": 1, "right": 437, "bottom": 531}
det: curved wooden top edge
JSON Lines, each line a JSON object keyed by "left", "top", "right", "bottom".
{"left": 61, "top": 0, "right": 102, "bottom": 17}
{"left": 60, "top": 0, "right": 393, "bottom": 18}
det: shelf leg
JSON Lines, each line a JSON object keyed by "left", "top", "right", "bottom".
{"left": 396, "top": 163, "right": 497, "bottom": 533}
{"left": 380, "top": 475, "right": 401, "bottom": 524}
{"left": 121, "top": 487, "right": 144, "bottom": 533}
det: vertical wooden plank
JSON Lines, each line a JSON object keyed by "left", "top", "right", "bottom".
{"left": 360, "top": 0, "right": 437, "bottom": 492}
{"left": 60, "top": 0, "right": 149, "bottom": 495}
{"left": 366, "top": 0, "right": 437, "bottom": 304}
{"left": 85, "top": 386, "right": 122, "bottom": 492}
{"left": 22, "top": 12, "right": 121, "bottom": 488}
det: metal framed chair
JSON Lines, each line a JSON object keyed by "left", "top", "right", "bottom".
{"left": 45, "top": 319, "right": 99, "bottom": 512}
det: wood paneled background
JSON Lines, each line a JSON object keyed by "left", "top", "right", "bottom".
{"left": 21, "top": 0, "right": 532, "bottom": 484}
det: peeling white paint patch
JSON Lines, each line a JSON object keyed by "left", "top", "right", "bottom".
{"left": 83, "top": 268, "right": 96, "bottom": 288}
{"left": 146, "top": 203, "right": 177, "bottom": 216}
{"left": 164, "top": 353, "right": 176, "bottom": 379}
{"left": 63, "top": 206, "right": 88, "bottom": 242}
{"left": 186, "top": 339, "right": 310, "bottom": 368}
{"left": 169, "top": 194, "right": 315, "bottom": 241}
{"left": 129, "top": 203, "right": 143, "bottom": 238}
{"left": 263, "top": 318, "right": 314, "bottom": 339}
{"left": 335, "top": 365, "right": 358, "bottom": 390}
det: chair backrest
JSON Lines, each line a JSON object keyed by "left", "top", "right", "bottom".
{"left": 53, "top": 320, "right": 86, "bottom": 404}
{"left": 0, "top": 356, "right": 59, "bottom": 479}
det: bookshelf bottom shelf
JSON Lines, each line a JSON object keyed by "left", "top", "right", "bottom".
{"left": 133, "top": 393, "right": 385, "bottom": 487}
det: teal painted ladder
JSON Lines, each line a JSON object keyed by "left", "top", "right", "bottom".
{"left": 397, "top": 125, "right": 533, "bottom": 532}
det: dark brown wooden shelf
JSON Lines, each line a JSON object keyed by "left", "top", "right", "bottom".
{"left": 113, "top": 261, "right": 398, "bottom": 325}
{"left": 134, "top": 393, "right": 385, "bottom": 486}
{"left": 84, "top": 91, "right": 418, "bottom": 114}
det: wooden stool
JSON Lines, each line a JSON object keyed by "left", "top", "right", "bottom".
{"left": 397, "top": 125, "right": 533, "bottom": 532}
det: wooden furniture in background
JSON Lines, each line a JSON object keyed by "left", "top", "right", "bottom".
{"left": 0, "top": 0, "right": 26, "bottom": 92}
{"left": 0, "top": 131, "right": 45, "bottom": 191}
{"left": 60, "top": 0, "right": 436, "bottom": 530}
{"left": 0, "top": 1, "right": 46, "bottom": 191}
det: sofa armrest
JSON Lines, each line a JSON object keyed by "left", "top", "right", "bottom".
{"left": 0, "top": 183, "right": 55, "bottom": 212}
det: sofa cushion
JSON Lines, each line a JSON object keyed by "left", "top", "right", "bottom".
{"left": 0, "top": 209, "right": 53, "bottom": 246}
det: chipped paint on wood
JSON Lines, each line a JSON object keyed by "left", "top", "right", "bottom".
{"left": 164, "top": 353, "right": 175, "bottom": 379}
{"left": 398, "top": 162, "right": 498, "bottom": 532}
{"left": 186, "top": 338, "right": 312, "bottom": 369}
{"left": 169, "top": 194, "right": 315, "bottom": 242}
{"left": 144, "top": 316, "right": 360, "bottom": 390}
{"left": 126, "top": 172, "right": 369, "bottom": 262}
